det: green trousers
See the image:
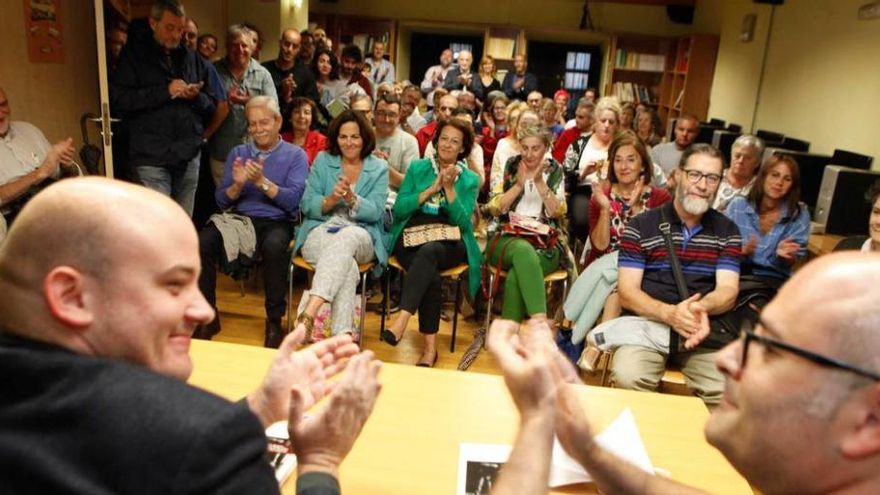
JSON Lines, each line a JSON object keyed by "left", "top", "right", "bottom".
{"left": 486, "top": 235, "right": 561, "bottom": 322}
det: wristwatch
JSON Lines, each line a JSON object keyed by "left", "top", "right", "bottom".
{"left": 260, "top": 180, "right": 271, "bottom": 193}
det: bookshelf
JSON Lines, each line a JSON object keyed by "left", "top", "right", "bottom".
{"left": 309, "top": 13, "right": 396, "bottom": 63}
{"left": 483, "top": 27, "right": 526, "bottom": 75}
{"left": 605, "top": 34, "right": 718, "bottom": 129}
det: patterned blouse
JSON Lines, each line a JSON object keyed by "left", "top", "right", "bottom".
{"left": 587, "top": 184, "right": 672, "bottom": 265}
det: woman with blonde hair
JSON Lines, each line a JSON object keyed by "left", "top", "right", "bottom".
{"left": 490, "top": 103, "right": 538, "bottom": 195}
{"left": 477, "top": 55, "right": 502, "bottom": 100}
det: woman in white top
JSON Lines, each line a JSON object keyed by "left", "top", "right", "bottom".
{"left": 485, "top": 125, "right": 567, "bottom": 324}
{"left": 563, "top": 97, "right": 621, "bottom": 245}
{"left": 713, "top": 134, "right": 765, "bottom": 212}
{"left": 490, "top": 104, "right": 538, "bottom": 195}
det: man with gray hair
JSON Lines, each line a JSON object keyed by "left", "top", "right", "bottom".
{"left": 111, "top": 0, "right": 226, "bottom": 215}
{"left": 208, "top": 23, "right": 278, "bottom": 185}
{"left": 0, "top": 86, "right": 79, "bottom": 228}
{"left": 443, "top": 50, "right": 482, "bottom": 100}
{"left": 196, "top": 96, "right": 308, "bottom": 347}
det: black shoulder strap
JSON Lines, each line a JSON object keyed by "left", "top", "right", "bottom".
{"left": 659, "top": 206, "right": 689, "bottom": 354}
{"left": 659, "top": 205, "right": 690, "bottom": 301}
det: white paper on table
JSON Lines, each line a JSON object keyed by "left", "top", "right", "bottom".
{"left": 456, "top": 443, "right": 512, "bottom": 495}
{"left": 548, "top": 408, "right": 654, "bottom": 487}
{"left": 265, "top": 421, "right": 298, "bottom": 484}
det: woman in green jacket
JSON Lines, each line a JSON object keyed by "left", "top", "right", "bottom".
{"left": 381, "top": 118, "right": 481, "bottom": 367}
{"left": 486, "top": 125, "right": 567, "bottom": 325}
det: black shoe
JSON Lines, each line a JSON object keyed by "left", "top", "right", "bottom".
{"left": 193, "top": 316, "right": 221, "bottom": 340}
{"left": 264, "top": 319, "right": 285, "bottom": 349}
{"left": 380, "top": 329, "right": 402, "bottom": 347}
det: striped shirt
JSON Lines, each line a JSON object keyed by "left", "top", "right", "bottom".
{"left": 619, "top": 202, "right": 741, "bottom": 305}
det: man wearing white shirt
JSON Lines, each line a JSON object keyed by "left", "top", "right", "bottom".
{"left": 420, "top": 48, "right": 453, "bottom": 109}
{"left": 374, "top": 94, "right": 419, "bottom": 192}
{"left": 0, "top": 87, "right": 79, "bottom": 227}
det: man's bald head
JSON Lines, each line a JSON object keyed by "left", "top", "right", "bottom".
{"left": 776, "top": 252, "right": 880, "bottom": 371}
{"left": 0, "top": 177, "right": 212, "bottom": 379}
{"left": 279, "top": 29, "right": 301, "bottom": 63}
{"left": 0, "top": 177, "right": 187, "bottom": 287}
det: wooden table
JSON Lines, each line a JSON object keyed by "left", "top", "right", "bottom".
{"left": 188, "top": 340, "right": 752, "bottom": 494}
{"left": 808, "top": 233, "right": 843, "bottom": 258}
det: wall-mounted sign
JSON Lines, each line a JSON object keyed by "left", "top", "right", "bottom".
{"left": 23, "top": 0, "right": 65, "bottom": 63}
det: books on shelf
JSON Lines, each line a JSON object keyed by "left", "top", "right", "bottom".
{"left": 610, "top": 81, "right": 654, "bottom": 104}
{"left": 614, "top": 49, "right": 665, "bottom": 72}
{"left": 487, "top": 37, "right": 517, "bottom": 59}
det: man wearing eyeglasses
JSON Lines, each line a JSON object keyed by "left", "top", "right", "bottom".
{"left": 614, "top": 143, "right": 741, "bottom": 406}
{"left": 494, "top": 252, "right": 880, "bottom": 495}
{"left": 373, "top": 93, "right": 418, "bottom": 191}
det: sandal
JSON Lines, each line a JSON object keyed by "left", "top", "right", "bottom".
{"left": 416, "top": 349, "right": 439, "bottom": 368}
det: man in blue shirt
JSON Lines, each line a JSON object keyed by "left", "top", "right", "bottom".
{"left": 196, "top": 96, "right": 308, "bottom": 347}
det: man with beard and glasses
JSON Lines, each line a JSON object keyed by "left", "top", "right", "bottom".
{"left": 612, "top": 143, "right": 741, "bottom": 406}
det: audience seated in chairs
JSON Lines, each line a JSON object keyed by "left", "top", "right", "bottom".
{"left": 485, "top": 125, "right": 567, "bottom": 325}
{"left": 563, "top": 132, "right": 672, "bottom": 342}
{"left": 380, "top": 118, "right": 481, "bottom": 367}
{"left": 195, "top": 96, "right": 308, "bottom": 348}
{"left": 713, "top": 134, "right": 765, "bottom": 212}
{"left": 291, "top": 110, "right": 389, "bottom": 339}
{"left": 609, "top": 144, "right": 741, "bottom": 406}
{"left": 281, "top": 97, "right": 327, "bottom": 166}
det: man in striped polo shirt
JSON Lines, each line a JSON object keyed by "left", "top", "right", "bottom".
{"left": 614, "top": 143, "right": 741, "bottom": 406}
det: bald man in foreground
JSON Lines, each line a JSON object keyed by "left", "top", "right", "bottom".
{"left": 0, "top": 178, "right": 381, "bottom": 494}
{"left": 490, "top": 252, "right": 880, "bottom": 494}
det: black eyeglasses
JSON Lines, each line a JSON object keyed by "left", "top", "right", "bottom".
{"left": 681, "top": 169, "right": 722, "bottom": 186}
{"left": 741, "top": 318, "right": 880, "bottom": 381}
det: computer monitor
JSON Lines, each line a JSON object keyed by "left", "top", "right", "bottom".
{"left": 726, "top": 123, "right": 742, "bottom": 133}
{"left": 709, "top": 118, "right": 725, "bottom": 127}
{"left": 756, "top": 129, "right": 785, "bottom": 142}
{"left": 781, "top": 137, "right": 810, "bottom": 152}
{"left": 695, "top": 124, "right": 724, "bottom": 145}
{"left": 712, "top": 130, "right": 741, "bottom": 166}
{"left": 831, "top": 149, "right": 873, "bottom": 170}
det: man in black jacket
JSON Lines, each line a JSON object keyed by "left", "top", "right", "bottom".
{"left": 111, "top": 0, "right": 225, "bottom": 216}
{"left": 0, "top": 177, "right": 381, "bottom": 494}
{"left": 264, "top": 29, "right": 320, "bottom": 131}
